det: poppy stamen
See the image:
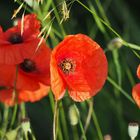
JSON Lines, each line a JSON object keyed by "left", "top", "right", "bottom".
{"left": 20, "top": 59, "right": 36, "bottom": 73}
{"left": 59, "top": 58, "right": 75, "bottom": 74}
{"left": 8, "top": 33, "right": 23, "bottom": 44}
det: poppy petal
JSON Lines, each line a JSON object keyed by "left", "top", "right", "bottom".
{"left": 69, "top": 91, "right": 91, "bottom": 102}
{"left": 132, "top": 83, "right": 140, "bottom": 108}
{"left": 0, "top": 42, "right": 51, "bottom": 104}
{"left": 18, "top": 14, "right": 40, "bottom": 39}
{"left": 0, "top": 38, "right": 40, "bottom": 64}
{"left": 50, "top": 56, "right": 66, "bottom": 100}
{"left": 0, "top": 14, "right": 41, "bottom": 65}
{"left": 136, "top": 64, "right": 140, "bottom": 79}
{"left": 0, "top": 89, "right": 15, "bottom": 106}
{"left": 18, "top": 83, "right": 50, "bottom": 102}
{"left": 0, "top": 64, "right": 15, "bottom": 86}
{"left": 0, "top": 26, "right": 3, "bottom": 34}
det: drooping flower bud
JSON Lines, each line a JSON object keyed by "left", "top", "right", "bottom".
{"left": 68, "top": 105, "right": 80, "bottom": 126}
{"left": 108, "top": 38, "right": 123, "bottom": 50}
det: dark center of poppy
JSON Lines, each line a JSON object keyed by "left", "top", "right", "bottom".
{"left": 58, "top": 58, "right": 75, "bottom": 74}
{"left": 8, "top": 33, "right": 23, "bottom": 44}
{"left": 20, "top": 59, "right": 36, "bottom": 73}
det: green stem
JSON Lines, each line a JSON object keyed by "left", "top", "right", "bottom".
{"left": 53, "top": 100, "right": 59, "bottom": 140}
{"left": 49, "top": 92, "right": 55, "bottom": 112}
{"left": 80, "top": 99, "right": 93, "bottom": 140}
{"left": 92, "top": 107, "right": 103, "bottom": 140}
{"left": 51, "top": 1, "right": 66, "bottom": 37}
{"left": 10, "top": 104, "right": 18, "bottom": 129}
{"left": 72, "top": 126, "right": 79, "bottom": 140}
{"left": 112, "top": 50, "right": 122, "bottom": 86}
{"left": 1, "top": 105, "right": 9, "bottom": 139}
{"left": 13, "top": 65, "right": 19, "bottom": 103}
{"left": 16, "top": 0, "right": 33, "bottom": 13}
{"left": 59, "top": 102, "right": 69, "bottom": 140}
{"left": 74, "top": 104, "right": 87, "bottom": 140}
{"left": 79, "top": 119, "right": 87, "bottom": 140}
{"left": 20, "top": 103, "right": 26, "bottom": 118}
{"left": 49, "top": 93, "right": 63, "bottom": 140}
{"left": 84, "top": 100, "right": 93, "bottom": 131}
{"left": 95, "top": 0, "right": 110, "bottom": 25}
{"left": 107, "top": 76, "right": 135, "bottom": 103}
{"left": 76, "top": 0, "right": 121, "bottom": 38}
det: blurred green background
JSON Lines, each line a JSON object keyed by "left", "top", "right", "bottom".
{"left": 0, "top": 0, "right": 140, "bottom": 140}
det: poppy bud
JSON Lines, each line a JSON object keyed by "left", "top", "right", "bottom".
{"left": 69, "top": 105, "right": 80, "bottom": 126}
{"left": 108, "top": 38, "right": 123, "bottom": 50}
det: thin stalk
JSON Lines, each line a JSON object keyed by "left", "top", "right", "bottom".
{"left": 125, "top": 65, "right": 135, "bottom": 86}
{"left": 53, "top": 100, "right": 59, "bottom": 140}
{"left": 80, "top": 99, "right": 93, "bottom": 140}
{"left": 59, "top": 102, "right": 69, "bottom": 140}
{"left": 49, "top": 92, "right": 55, "bottom": 112}
{"left": 107, "top": 76, "right": 135, "bottom": 103}
{"left": 25, "top": 133, "right": 28, "bottom": 140}
{"left": 10, "top": 104, "right": 18, "bottom": 129}
{"left": 132, "top": 50, "right": 140, "bottom": 59}
{"left": 112, "top": 50, "right": 122, "bottom": 86}
{"left": 13, "top": 65, "right": 19, "bottom": 104}
{"left": 79, "top": 119, "right": 87, "bottom": 140}
{"left": 51, "top": 1, "right": 66, "bottom": 37}
{"left": 49, "top": 93, "right": 63, "bottom": 140}
{"left": 73, "top": 104, "right": 87, "bottom": 140}
{"left": 95, "top": 0, "right": 110, "bottom": 25}
{"left": 31, "top": 133, "right": 36, "bottom": 140}
{"left": 92, "top": 108, "right": 103, "bottom": 140}
{"left": 20, "top": 103, "right": 26, "bottom": 118}
{"left": 1, "top": 105, "right": 9, "bottom": 139}
{"left": 16, "top": 0, "right": 32, "bottom": 13}
{"left": 84, "top": 100, "right": 93, "bottom": 132}
{"left": 76, "top": 0, "right": 121, "bottom": 38}
{"left": 72, "top": 126, "right": 79, "bottom": 140}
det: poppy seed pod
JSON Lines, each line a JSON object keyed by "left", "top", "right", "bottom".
{"left": 128, "top": 122, "right": 139, "bottom": 140}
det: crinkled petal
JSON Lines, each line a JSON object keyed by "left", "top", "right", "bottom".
{"left": 0, "top": 26, "right": 3, "bottom": 34}
{"left": 50, "top": 54, "right": 66, "bottom": 100}
{"left": 136, "top": 64, "right": 140, "bottom": 79}
{"left": 132, "top": 83, "right": 140, "bottom": 108}
{"left": 69, "top": 91, "right": 91, "bottom": 102}
{"left": 51, "top": 34, "right": 108, "bottom": 101}
{"left": 0, "top": 89, "right": 15, "bottom": 106}
{"left": 0, "top": 14, "right": 41, "bottom": 65}
{"left": 0, "top": 42, "right": 51, "bottom": 104}
{"left": 18, "top": 83, "right": 50, "bottom": 102}
{"left": 18, "top": 14, "right": 40, "bottom": 39}
{"left": 0, "top": 64, "right": 16, "bottom": 86}
{"left": 0, "top": 39, "right": 40, "bottom": 64}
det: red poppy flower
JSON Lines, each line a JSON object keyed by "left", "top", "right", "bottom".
{"left": 132, "top": 83, "right": 140, "bottom": 108}
{"left": 0, "top": 42, "right": 51, "bottom": 105}
{"left": 50, "top": 34, "right": 108, "bottom": 102}
{"left": 0, "top": 14, "right": 41, "bottom": 64}
{"left": 136, "top": 64, "right": 140, "bottom": 79}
